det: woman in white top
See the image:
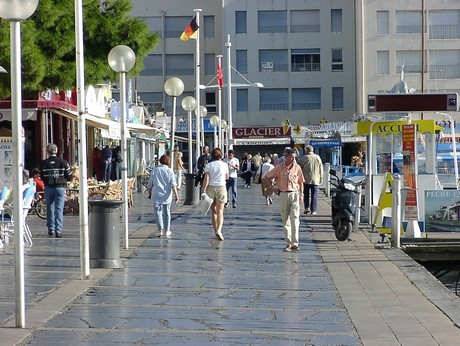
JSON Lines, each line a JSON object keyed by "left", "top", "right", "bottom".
{"left": 258, "top": 156, "right": 275, "bottom": 205}
{"left": 201, "top": 148, "right": 229, "bottom": 241}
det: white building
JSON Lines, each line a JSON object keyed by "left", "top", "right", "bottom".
{"left": 130, "top": 0, "right": 460, "bottom": 130}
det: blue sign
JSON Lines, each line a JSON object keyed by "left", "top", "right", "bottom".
{"left": 176, "top": 119, "right": 214, "bottom": 133}
{"left": 310, "top": 139, "right": 341, "bottom": 148}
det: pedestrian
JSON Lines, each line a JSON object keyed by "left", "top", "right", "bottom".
{"left": 195, "top": 145, "right": 211, "bottom": 187}
{"left": 258, "top": 156, "right": 275, "bottom": 205}
{"left": 201, "top": 147, "right": 229, "bottom": 241}
{"left": 31, "top": 168, "right": 45, "bottom": 192}
{"left": 252, "top": 152, "right": 262, "bottom": 171}
{"left": 147, "top": 154, "right": 180, "bottom": 237}
{"left": 299, "top": 145, "right": 323, "bottom": 215}
{"left": 112, "top": 145, "right": 122, "bottom": 180}
{"left": 173, "top": 151, "right": 186, "bottom": 189}
{"left": 102, "top": 143, "right": 112, "bottom": 182}
{"left": 264, "top": 148, "right": 304, "bottom": 252}
{"left": 272, "top": 153, "right": 280, "bottom": 166}
{"left": 241, "top": 153, "right": 256, "bottom": 188}
{"left": 223, "top": 149, "right": 239, "bottom": 208}
{"left": 39, "top": 143, "right": 72, "bottom": 238}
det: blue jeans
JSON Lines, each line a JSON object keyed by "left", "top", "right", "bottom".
{"left": 226, "top": 177, "right": 238, "bottom": 205}
{"left": 304, "top": 184, "right": 318, "bottom": 212}
{"left": 154, "top": 202, "right": 171, "bottom": 232}
{"left": 45, "top": 186, "right": 66, "bottom": 234}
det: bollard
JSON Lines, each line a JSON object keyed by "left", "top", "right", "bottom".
{"left": 88, "top": 199, "right": 124, "bottom": 268}
{"left": 391, "top": 174, "right": 401, "bottom": 248}
{"left": 184, "top": 173, "right": 199, "bottom": 205}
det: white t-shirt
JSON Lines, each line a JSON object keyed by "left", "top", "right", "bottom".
{"left": 223, "top": 157, "right": 239, "bottom": 178}
{"left": 205, "top": 160, "right": 228, "bottom": 186}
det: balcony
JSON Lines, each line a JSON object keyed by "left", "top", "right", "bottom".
{"left": 430, "top": 24, "right": 460, "bottom": 39}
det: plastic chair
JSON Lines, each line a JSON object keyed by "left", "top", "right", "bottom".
{"left": 0, "top": 185, "right": 36, "bottom": 246}
{"left": 0, "top": 187, "right": 12, "bottom": 248}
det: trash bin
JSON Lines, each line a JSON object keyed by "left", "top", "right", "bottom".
{"left": 88, "top": 199, "right": 124, "bottom": 269}
{"left": 184, "top": 173, "right": 199, "bottom": 205}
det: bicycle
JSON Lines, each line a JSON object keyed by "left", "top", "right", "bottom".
{"left": 31, "top": 192, "right": 47, "bottom": 219}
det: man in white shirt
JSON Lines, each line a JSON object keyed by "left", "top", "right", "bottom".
{"left": 223, "top": 150, "right": 240, "bottom": 208}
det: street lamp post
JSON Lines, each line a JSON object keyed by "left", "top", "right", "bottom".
{"left": 210, "top": 115, "right": 220, "bottom": 148}
{"left": 164, "top": 77, "right": 185, "bottom": 169}
{"left": 195, "top": 105, "right": 207, "bottom": 159}
{"left": 221, "top": 120, "right": 228, "bottom": 154}
{"left": 0, "top": 0, "right": 40, "bottom": 328}
{"left": 181, "top": 96, "right": 197, "bottom": 173}
{"left": 108, "top": 45, "right": 136, "bottom": 250}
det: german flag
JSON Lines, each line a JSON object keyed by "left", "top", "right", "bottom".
{"left": 180, "top": 16, "right": 199, "bottom": 41}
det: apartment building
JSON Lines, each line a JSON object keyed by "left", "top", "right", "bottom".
{"left": 131, "top": 0, "right": 356, "bottom": 129}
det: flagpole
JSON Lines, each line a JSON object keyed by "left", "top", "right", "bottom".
{"left": 194, "top": 9, "right": 202, "bottom": 161}
{"left": 226, "top": 34, "right": 233, "bottom": 150}
{"left": 217, "top": 55, "right": 223, "bottom": 149}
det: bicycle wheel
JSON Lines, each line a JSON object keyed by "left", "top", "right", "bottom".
{"left": 35, "top": 197, "right": 47, "bottom": 219}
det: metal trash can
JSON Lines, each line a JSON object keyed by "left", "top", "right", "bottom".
{"left": 184, "top": 173, "right": 199, "bottom": 205}
{"left": 88, "top": 199, "right": 124, "bottom": 269}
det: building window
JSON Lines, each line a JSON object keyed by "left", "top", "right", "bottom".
{"left": 396, "top": 50, "right": 424, "bottom": 73}
{"left": 291, "top": 49, "right": 320, "bottom": 72}
{"left": 292, "top": 88, "right": 321, "bottom": 110}
{"left": 332, "top": 87, "right": 344, "bottom": 110}
{"left": 165, "top": 54, "right": 194, "bottom": 75}
{"left": 140, "top": 54, "right": 162, "bottom": 76}
{"left": 332, "top": 49, "right": 343, "bottom": 71}
{"left": 140, "top": 16, "right": 163, "bottom": 37}
{"left": 260, "top": 89, "right": 288, "bottom": 111}
{"left": 396, "top": 11, "right": 422, "bottom": 34}
{"left": 138, "top": 92, "right": 162, "bottom": 103}
{"left": 237, "top": 89, "right": 248, "bottom": 112}
{"left": 377, "top": 51, "right": 389, "bottom": 75}
{"left": 204, "top": 54, "right": 216, "bottom": 76}
{"left": 205, "top": 92, "right": 216, "bottom": 113}
{"left": 331, "top": 9, "right": 342, "bottom": 33}
{"left": 259, "top": 49, "right": 288, "bottom": 72}
{"left": 203, "top": 15, "right": 215, "bottom": 38}
{"left": 164, "top": 16, "right": 191, "bottom": 38}
{"left": 258, "top": 11, "right": 287, "bottom": 33}
{"left": 236, "top": 50, "right": 248, "bottom": 74}
{"left": 377, "top": 11, "right": 389, "bottom": 35}
{"left": 430, "top": 10, "right": 460, "bottom": 39}
{"left": 290, "top": 10, "right": 320, "bottom": 33}
{"left": 430, "top": 50, "right": 460, "bottom": 79}
{"left": 236, "top": 11, "right": 247, "bottom": 34}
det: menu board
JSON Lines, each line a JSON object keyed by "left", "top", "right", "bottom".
{"left": 0, "top": 141, "right": 13, "bottom": 187}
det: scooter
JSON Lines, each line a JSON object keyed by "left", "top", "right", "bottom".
{"left": 329, "top": 169, "right": 366, "bottom": 241}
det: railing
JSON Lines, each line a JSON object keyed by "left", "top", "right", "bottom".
{"left": 259, "top": 63, "right": 288, "bottom": 72}
{"left": 260, "top": 103, "right": 289, "bottom": 111}
{"left": 395, "top": 64, "right": 423, "bottom": 74}
{"left": 291, "top": 62, "right": 321, "bottom": 72}
{"left": 165, "top": 68, "right": 194, "bottom": 76}
{"left": 140, "top": 68, "right": 163, "bottom": 76}
{"left": 396, "top": 25, "right": 424, "bottom": 34}
{"left": 430, "top": 24, "right": 460, "bottom": 39}
{"left": 429, "top": 64, "right": 460, "bottom": 79}
{"left": 164, "top": 30, "right": 184, "bottom": 38}
{"left": 292, "top": 102, "right": 321, "bottom": 110}
{"left": 258, "top": 25, "right": 288, "bottom": 33}
{"left": 290, "top": 24, "right": 320, "bottom": 33}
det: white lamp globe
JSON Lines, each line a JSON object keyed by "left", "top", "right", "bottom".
{"left": 164, "top": 77, "right": 184, "bottom": 97}
{"left": 0, "top": 0, "right": 39, "bottom": 20}
{"left": 108, "top": 45, "right": 136, "bottom": 73}
{"left": 182, "top": 96, "right": 197, "bottom": 111}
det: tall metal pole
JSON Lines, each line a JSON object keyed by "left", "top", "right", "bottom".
{"left": 187, "top": 109, "right": 193, "bottom": 173}
{"left": 225, "top": 34, "right": 233, "bottom": 149}
{"left": 120, "top": 71, "right": 129, "bottom": 249}
{"left": 75, "top": 0, "right": 90, "bottom": 279}
{"left": 170, "top": 96, "right": 177, "bottom": 169}
{"left": 217, "top": 55, "right": 223, "bottom": 149}
{"left": 11, "top": 20, "right": 25, "bottom": 328}
{"left": 194, "top": 9, "right": 202, "bottom": 160}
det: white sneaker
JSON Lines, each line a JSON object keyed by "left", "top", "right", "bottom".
{"left": 311, "top": 212, "right": 317, "bottom": 215}
{"left": 216, "top": 232, "right": 224, "bottom": 241}
{"left": 165, "top": 230, "right": 172, "bottom": 237}
{"left": 157, "top": 230, "right": 164, "bottom": 237}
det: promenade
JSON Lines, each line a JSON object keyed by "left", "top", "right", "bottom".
{"left": 1, "top": 183, "right": 460, "bottom": 345}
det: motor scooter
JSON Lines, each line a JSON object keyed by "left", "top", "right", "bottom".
{"left": 329, "top": 169, "right": 366, "bottom": 241}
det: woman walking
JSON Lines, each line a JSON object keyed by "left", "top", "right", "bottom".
{"left": 147, "top": 154, "right": 180, "bottom": 237}
{"left": 173, "top": 151, "right": 185, "bottom": 189}
{"left": 201, "top": 148, "right": 229, "bottom": 241}
{"left": 258, "top": 156, "right": 275, "bottom": 205}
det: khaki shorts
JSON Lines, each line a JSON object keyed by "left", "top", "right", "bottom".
{"left": 206, "top": 185, "right": 227, "bottom": 203}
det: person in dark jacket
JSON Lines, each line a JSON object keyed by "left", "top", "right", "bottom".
{"left": 39, "top": 143, "right": 72, "bottom": 238}
{"left": 241, "top": 154, "right": 256, "bottom": 188}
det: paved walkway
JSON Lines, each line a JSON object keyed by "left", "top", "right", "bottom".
{"left": 1, "top": 183, "right": 460, "bottom": 345}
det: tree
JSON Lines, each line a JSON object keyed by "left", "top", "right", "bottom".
{"left": 0, "top": 0, "right": 158, "bottom": 99}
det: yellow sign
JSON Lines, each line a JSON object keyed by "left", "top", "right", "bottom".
{"left": 352, "top": 120, "right": 442, "bottom": 136}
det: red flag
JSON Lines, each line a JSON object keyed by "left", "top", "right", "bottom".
{"left": 180, "top": 16, "right": 199, "bottom": 41}
{"left": 217, "top": 63, "right": 224, "bottom": 89}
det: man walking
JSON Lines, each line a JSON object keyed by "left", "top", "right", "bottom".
{"left": 195, "top": 145, "right": 211, "bottom": 188}
{"left": 264, "top": 148, "right": 304, "bottom": 252}
{"left": 299, "top": 145, "right": 323, "bottom": 215}
{"left": 223, "top": 150, "right": 239, "bottom": 208}
{"left": 39, "top": 143, "right": 72, "bottom": 238}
